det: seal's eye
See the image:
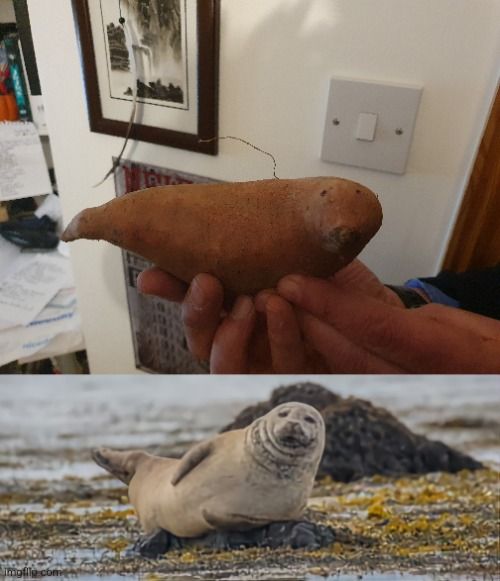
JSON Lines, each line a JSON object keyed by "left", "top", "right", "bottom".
{"left": 278, "top": 410, "right": 289, "bottom": 418}
{"left": 304, "top": 415, "right": 316, "bottom": 424}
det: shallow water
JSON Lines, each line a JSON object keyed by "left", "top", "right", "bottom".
{"left": 0, "top": 375, "right": 498, "bottom": 481}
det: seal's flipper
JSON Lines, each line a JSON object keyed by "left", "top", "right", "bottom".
{"left": 171, "top": 440, "right": 214, "bottom": 486}
{"left": 201, "top": 508, "right": 272, "bottom": 531}
{"left": 91, "top": 447, "right": 147, "bottom": 484}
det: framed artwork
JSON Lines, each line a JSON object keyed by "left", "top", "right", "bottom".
{"left": 72, "top": 0, "right": 219, "bottom": 154}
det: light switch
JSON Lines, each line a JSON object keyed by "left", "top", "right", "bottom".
{"left": 356, "top": 113, "right": 378, "bottom": 141}
{"left": 321, "top": 77, "right": 423, "bottom": 174}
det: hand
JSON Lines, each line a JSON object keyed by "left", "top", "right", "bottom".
{"left": 137, "top": 267, "right": 227, "bottom": 366}
{"left": 136, "top": 261, "right": 401, "bottom": 373}
{"left": 138, "top": 261, "right": 500, "bottom": 373}
{"left": 137, "top": 267, "right": 331, "bottom": 373}
{"left": 276, "top": 272, "right": 500, "bottom": 373}
{"left": 137, "top": 267, "right": 265, "bottom": 372}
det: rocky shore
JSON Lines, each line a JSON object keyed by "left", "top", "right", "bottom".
{"left": 0, "top": 468, "right": 497, "bottom": 578}
{"left": 0, "top": 380, "right": 498, "bottom": 579}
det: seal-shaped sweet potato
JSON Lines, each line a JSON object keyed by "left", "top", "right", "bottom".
{"left": 61, "top": 177, "right": 382, "bottom": 296}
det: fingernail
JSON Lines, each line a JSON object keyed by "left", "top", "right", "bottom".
{"left": 265, "top": 295, "right": 282, "bottom": 315}
{"left": 186, "top": 276, "right": 206, "bottom": 308}
{"left": 278, "top": 275, "right": 303, "bottom": 302}
{"left": 255, "top": 290, "right": 274, "bottom": 313}
{"left": 231, "top": 296, "right": 253, "bottom": 320}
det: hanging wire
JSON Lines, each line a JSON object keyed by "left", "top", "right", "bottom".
{"left": 199, "top": 136, "right": 280, "bottom": 179}
{"left": 95, "top": 2, "right": 280, "bottom": 186}
{"left": 94, "top": 0, "right": 138, "bottom": 187}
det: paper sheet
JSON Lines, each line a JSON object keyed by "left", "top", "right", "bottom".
{"left": 0, "top": 205, "right": 84, "bottom": 364}
{"left": 0, "top": 253, "right": 72, "bottom": 329}
{"left": 0, "top": 121, "right": 52, "bottom": 201}
{"left": 17, "top": 328, "right": 84, "bottom": 364}
{"left": 0, "top": 236, "right": 22, "bottom": 280}
{"left": 0, "top": 287, "right": 83, "bottom": 367}
{"left": 35, "top": 192, "right": 62, "bottom": 223}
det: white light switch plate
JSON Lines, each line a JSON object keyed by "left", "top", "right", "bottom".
{"left": 321, "top": 77, "right": 423, "bottom": 174}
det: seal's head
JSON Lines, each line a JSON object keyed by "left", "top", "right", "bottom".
{"left": 267, "top": 402, "right": 325, "bottom": 453}
{"left": 247, "top": 402, "right": 325, "bottom": 478}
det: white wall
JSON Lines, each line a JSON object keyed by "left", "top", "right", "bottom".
{"left": 28, "top": 0, "right": 500, "bottom": 373}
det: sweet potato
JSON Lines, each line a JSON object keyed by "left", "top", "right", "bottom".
{"left": 61, "top": 177, "right": 382, "bottom": 296}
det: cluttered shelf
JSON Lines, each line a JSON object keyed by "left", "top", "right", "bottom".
{"left": 0, "top": 121, "right": 86, "bottom": 372}
{"left": 0, "top": 1, "right": 86, "bottom": 373}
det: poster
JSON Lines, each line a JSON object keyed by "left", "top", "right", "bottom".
{"left": 114, "top": 158, "right": 218, "bottom": 373}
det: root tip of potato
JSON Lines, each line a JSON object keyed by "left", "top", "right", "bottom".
{"left": 60, "top": 221, "right": 78, "bottom": 242}
{"left": 60, "top": 209, "right": 96, "bottom": 242}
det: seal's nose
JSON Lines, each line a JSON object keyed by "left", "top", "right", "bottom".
{"left": 289, "top": 421, "right": 306, "bottom": 436}
{"left": 280, "top": 420, "right": 307, "bottom": 443}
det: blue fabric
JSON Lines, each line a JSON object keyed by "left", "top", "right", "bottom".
{"left": 404, "top": 279, "right": 460, "bottom": 308}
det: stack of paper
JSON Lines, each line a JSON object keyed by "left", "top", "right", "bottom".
{"left": 0, "top": 188, "right": 84, "bottom": 366}
{"left": 0, "top": 122, "right": 84, "bottom": 366}
{"left": 0, "top": 238, "right": 84, "bottom": 366}
{"left": 0, "top": 121, "right": 52, "bottom": 201}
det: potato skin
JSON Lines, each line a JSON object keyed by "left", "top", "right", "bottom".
{"left": 62, "top": 177, "right": 382, "bottom": 296}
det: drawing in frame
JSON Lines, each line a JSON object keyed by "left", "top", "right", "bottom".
{"left": 72, "top": 0, "right": 219, "bottom": 154}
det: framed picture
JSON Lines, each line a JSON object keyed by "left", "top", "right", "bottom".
{"left": 72, "top": 0, "right": 219, "bottom": 154}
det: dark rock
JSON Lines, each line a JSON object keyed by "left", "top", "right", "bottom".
{"left": 134, "top": 529, "right": 173, "bottom": 558}
{"left": 319, "top": 397, "right": 482, "bottom": 481}
{"left": 220, "top": 401, "right": 272, "bottom": 433}
{"left": 134, "top": 520, "right": 339, "bottom": 559}
{"left": 221, "top": 382, "right": 339, "bottom": 432}
{"left": 270, "top": 382, "right": 341, "bottom": 408}
{"left": 220, "top": 383, "right": 483, "bottom": 482}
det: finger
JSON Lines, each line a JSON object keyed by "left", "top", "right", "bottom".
{"left": 278, "top": 275, "right": 499, "bottom": 372}
{"left": 255, "top": 289, "right": 276, "bottom": 313}
{"left": 331, "top": 260, "right": 403, "bottom": 306}
{"left": 210, "top": 296, "right": 256, "bottom": 373}
{"left": 330, "top": 260, "right": 371, "bottom": 287}
{"left": 181, "top": 274, "right": 224, "bottom": 360}
{"left": 298, "top": 311, "right": 403, "bottom": 373}
{"left": 137, "top": 267, "right": 188, "bottom": 302}
{"left": 265, "top": 295, "right": 307, "bottom": 373}
{"left": 277, "top": 274, "right": 436, "bottom": 370}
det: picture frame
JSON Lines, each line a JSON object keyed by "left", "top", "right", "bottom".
{"left": 72, "top": 0, "right": 219, "bottom": 154}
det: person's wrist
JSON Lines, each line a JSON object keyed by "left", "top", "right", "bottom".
{"left": 385, "top": 285, "right": 430, "bottom": 309}
{"left": 404, "top": 279, "right": 460, "bottom": 308}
